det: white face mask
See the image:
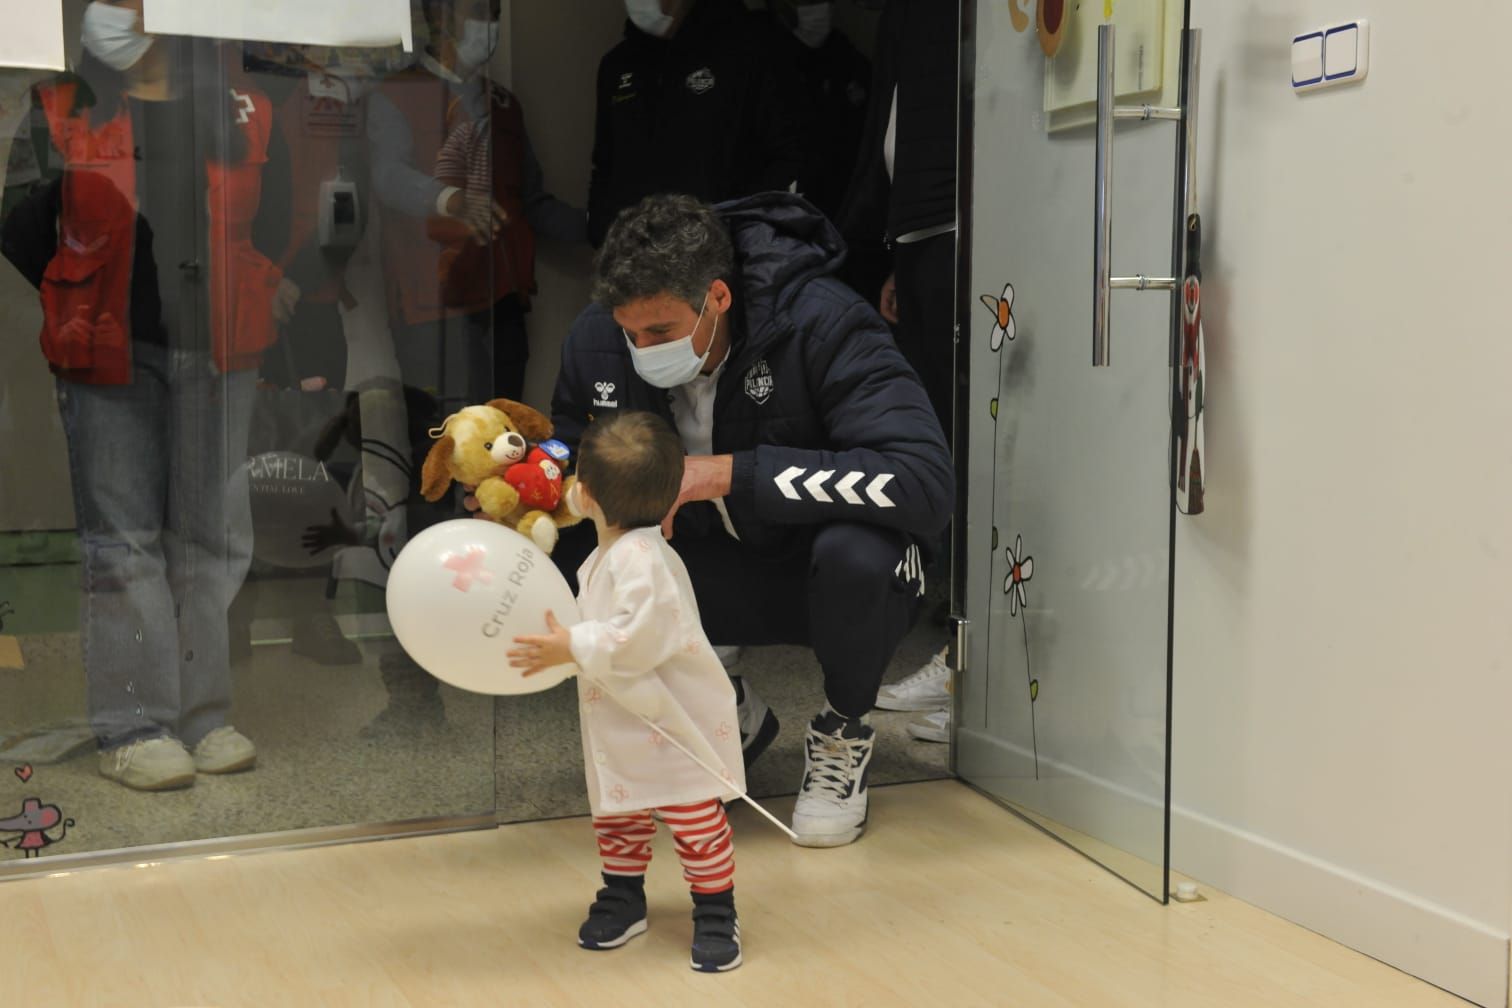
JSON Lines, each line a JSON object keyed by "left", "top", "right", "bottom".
{"left": 624, "top": 292, "right": 713, "bottom": 389}
{"left": 792, "top": 4, "right": 834, "bottom": 49}
{"left": 625, "top": 0, "right": 675, "bottom": 39}
{"left": 455, "top": 18, "right": 499, "bottom": 71}
{"left": 82, "top": 2, "right": 154, "bottom": 72}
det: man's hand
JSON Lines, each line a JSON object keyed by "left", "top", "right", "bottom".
{"left": 446, "top": 190, "right": 509, "bottom": 246}
{"left": 661, "top": 454, "right": 734, "bottom": 540}
{"left": 508, "top": 610, "right": 573, "bottom": 676}
{"left": 274, "top": 278, "right": 301, "bottom": 325}
{"left": 879, "top": 273, "right": 899, "bottom": 324}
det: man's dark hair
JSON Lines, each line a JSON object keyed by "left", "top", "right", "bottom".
{"left": 577, "top": 411, "right": 685, "bottom": 530}
{"left": 592, "top": 194, "right": 734, "bottom": 310}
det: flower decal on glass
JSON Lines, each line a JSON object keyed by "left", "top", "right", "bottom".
{"left": 980, "top": 283, "right": 1017, "bottom": 351}
{"left": 1003, "top": 534, "right": 1034, "bottom": 617}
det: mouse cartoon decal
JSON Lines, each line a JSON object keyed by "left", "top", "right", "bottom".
{"left": 0, "top": 797, "right": 75, "bottom": 858}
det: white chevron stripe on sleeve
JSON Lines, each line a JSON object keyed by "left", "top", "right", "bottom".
{"left": 835, "top": 471, "right": 865, "bottom": 505}
{"left": 774, "top": 466, "right": 805, "bottom": 501}
{"left": 866, "top": 474, "right": 897, "bottom": 508}
{"left": 803, "top": 470, "right": 835, "bottom": 503}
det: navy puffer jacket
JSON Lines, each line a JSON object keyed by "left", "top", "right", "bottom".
{"left": 551, "top": 192, "right": 953, "bottom": 556}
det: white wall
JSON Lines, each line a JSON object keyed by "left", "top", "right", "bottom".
{"left": 1172, "top": 2, "right": 1512, "bottom": 1005}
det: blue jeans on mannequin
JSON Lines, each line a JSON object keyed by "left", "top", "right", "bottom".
{"left": 56, "top": 344, "right": 256, "bottom": 752}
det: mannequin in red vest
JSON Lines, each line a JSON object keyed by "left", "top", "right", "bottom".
{"left": 361, "top": 0, "right": 585, "bottom": 737}
{"left": 369, "top": 0, "right": 585, "bottom": 412}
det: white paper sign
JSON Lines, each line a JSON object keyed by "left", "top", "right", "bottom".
{"left": 143, "top": 0, "right": 414, "bottom": 53}
{"left": 0, "top": 0, "right": 65, "bottom": 72}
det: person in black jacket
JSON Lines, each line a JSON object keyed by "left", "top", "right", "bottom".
{"left": 836, "top": 0, "right": 960, "bottom": 742}
{"left": 754, "top": 1, "right": 871, "bottom": 222}
{"left": 549, "top": 193, "right": 953, "bottom": 848}
{"left": 838, "top": 0, "right": 959, "bottom": 433}
{"left": 586, "top": 0, "right": 808, "bottom": 247}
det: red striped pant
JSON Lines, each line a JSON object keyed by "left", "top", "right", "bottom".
{"left": 593, "top": 799, "right": 735, "bottom": 895}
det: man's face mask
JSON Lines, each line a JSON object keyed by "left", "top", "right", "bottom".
{"left": 625, "top": 0, "right": 675, "bottom": 39}
{"left": 791, "top": 3, "right": 834, "bottom": 49}
{"left": 455, "top": 18, "right": 500, "bottom": 71}
{"left": 82, "top": 2, "right": 154, "bottom": 72}
{"left": 624, "top": 291, "right": 713, "bottom": 389}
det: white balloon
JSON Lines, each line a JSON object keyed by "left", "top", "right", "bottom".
{"left": 385, "top": 520, "right": 580, "bottom": 695}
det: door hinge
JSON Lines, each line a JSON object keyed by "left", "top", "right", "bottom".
{"left": 949, "top": 616, "right": 969, "bottom": 675}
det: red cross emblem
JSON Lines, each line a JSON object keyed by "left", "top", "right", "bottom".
{"left": 443, "top": 547, "right": 493, "bottom": 592}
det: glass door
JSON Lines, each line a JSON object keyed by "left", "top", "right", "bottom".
{"left": 954, "top": 0, "right": 1195, "bottom": 900}
{"left": 0, "top": 4, "right": 500, "bottom": 873}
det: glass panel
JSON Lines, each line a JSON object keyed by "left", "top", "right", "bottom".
{"left": 0, "top": 0, "right": 498, "bottom": 865}
{"left": 957, "top": 2, "right": 1181, "bottom": 899}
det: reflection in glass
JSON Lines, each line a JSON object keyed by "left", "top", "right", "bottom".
{"left": 0, "top": 1, "right": 501, "bottom": 865}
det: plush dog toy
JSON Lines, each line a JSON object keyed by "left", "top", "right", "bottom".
{"left": 420, "top": 398, "right": 580, "bottom": 553}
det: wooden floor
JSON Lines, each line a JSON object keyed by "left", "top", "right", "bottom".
{"left": 2, "top": 780, "right": 1464, "bottom": 1007}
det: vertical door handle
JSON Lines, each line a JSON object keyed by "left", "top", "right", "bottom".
{"left": 1093, "top": 24, "right": 1117, "bottom": 367}
{"left": 1091, "top": 25, "right": 1201, "bottom": 367}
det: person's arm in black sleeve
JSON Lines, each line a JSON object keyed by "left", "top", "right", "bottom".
{"left": 521, "top": 123, "right": 587, "bottom": 245}
{"left": 549, "top": 306, "right": 602, "bottom": 455}
{"left": 0, "top": 174, "right": 60, "bottom": 290}
{"left": 835, "top": 2, "right": 900, "bottom": 296}
{"left": 586, "top": 55, "right": 616, "bottom": 249}
{"left": 252, "top": 120, "right": 292, "bottom": 266}
{"left": 745, "top": 29, "right": 810, "bottom": 197}
{"left": 727, "top": 286, "right": 954, "bottom": 536}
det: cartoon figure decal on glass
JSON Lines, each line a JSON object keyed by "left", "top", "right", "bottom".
{"left": 1009, "top": 0, "right": 1034, "bottom": 32}
{"left": 980, "top": 283, "right": 1016, "bottom": 352}
{"left": 1038, "top": 0, "right": 1067, "bottom": 57}
{"left": 0, "top": 797, "right": 75, "bottom": 858}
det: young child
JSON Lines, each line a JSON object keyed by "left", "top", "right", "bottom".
{"left": 509, "top": 411, "right": 747, "bottom": 973}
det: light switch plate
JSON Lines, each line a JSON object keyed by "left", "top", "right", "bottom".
{"left": 1291, "top": 31, "right": 1325, "bottom": 89}
{"left": 1294, "top": 19, "right": 1370, "bottom": 93}
{"left": 1325, "top": 20, "right": 1370, "bottom": 83}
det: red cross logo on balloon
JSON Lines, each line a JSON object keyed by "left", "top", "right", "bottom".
{"left": 443, "top": 547, "right": 494, "bottom": 592}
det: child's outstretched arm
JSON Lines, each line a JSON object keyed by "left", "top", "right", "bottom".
{"left": 508, "top": 611, "right": 572, "bottom": 677}
{"left": 509, "top": 549, "right": 684, "bottom": 685}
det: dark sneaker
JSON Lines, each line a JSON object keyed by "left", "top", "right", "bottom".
{"left": 292, "top": 613, "right": 362, "bottom": 666}
{"left": 690, "top": 903, "right": 741, "bottom": 972}
{"left": 577, "top": 885, "right": 648, "bottom": 950}
{"left": 733, "top": 676, "right": 779, "bottom": 770}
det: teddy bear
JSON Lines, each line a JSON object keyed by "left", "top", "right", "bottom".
{"left": 420, "top": 398, "right": 580, "bottom": 553}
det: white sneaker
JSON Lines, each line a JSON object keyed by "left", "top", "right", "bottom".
{"left": 192, "top": 726, "right": 257, "bottom": 774}
{"left": 98, "top": 736, "right": 195, "bottom": 791}
{"left": 791, "top": 709, "right": 874, "bottom": 848}
{"left": 907, "top": 709, "right": 951, "bottom": 743}
{"left": 874, "top": 647, "right": 951, "bottom": 711}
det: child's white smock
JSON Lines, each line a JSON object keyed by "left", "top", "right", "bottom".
{"left": 569, "top": 526, "right": 746, "bottom": 816}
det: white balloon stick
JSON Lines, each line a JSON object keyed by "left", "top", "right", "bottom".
{"left": 600, "top": 684, "right": 798, "bottom": 841}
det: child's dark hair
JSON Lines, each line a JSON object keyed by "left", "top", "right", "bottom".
{"left": 577, "top": 412, "right": 684, "bottom": 529}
